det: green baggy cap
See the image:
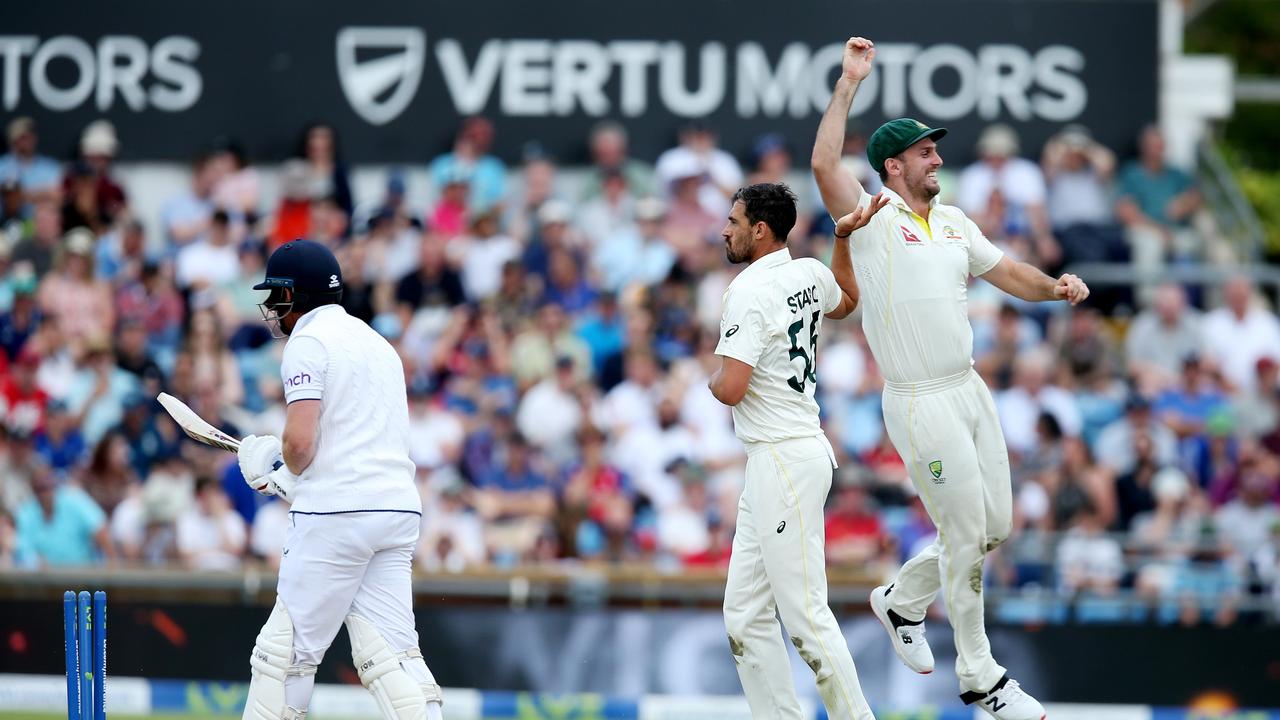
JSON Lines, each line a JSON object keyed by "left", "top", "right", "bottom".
{"left": 867, "top": 118, "right": 948, "bottom": 173}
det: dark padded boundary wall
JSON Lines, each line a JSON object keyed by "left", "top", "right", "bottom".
{"left": 1, "top": 599, "right": 1272, "bottom": 707}
{"left": 3, "top": 0, "right": 1156, "bottom": 164}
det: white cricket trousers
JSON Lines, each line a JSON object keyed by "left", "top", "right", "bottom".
{"left": 278, "top": 511, "right": 422, "bottom": 676}
{"left": 880, "top": 369, "right": 1011, "bottom": 695}
{"left": 724, "top": 435, "right": 874, "bottom": 720}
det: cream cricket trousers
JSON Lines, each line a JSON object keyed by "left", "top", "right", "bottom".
{"left": 881, "top": 369, "right": 1011, "bottom": 695}
{"left": 724, "top": 435, "right": 874, "bottom": 720}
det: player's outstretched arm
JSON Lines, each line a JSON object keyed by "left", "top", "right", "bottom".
{"left": 812, "top": 36, "right": 875, "bottom": 220}
{"left": 826, "top": 194, "right": 889, "bottom": 319}
{"left": 980, "top": 256, "right": 1090, "bottom": 305}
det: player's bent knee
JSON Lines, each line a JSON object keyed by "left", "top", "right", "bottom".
{"left": 244, "top": 600, "right": 317, "bottom": 720}
{"left": 346, "top": 614, "right": 441, "bottom": 720}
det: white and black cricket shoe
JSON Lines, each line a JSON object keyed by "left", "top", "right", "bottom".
{"left": 870, "top": 584, "right": 934, "bottom": 674}
{"left": 963, "top": 675, "right": 1046, "bottom": 720}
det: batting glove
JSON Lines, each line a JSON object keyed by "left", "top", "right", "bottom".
{"left": 238, "top": 434, "right": 282, "bottom": 482}
{"left": 256, "top": 466, "right": 298, "bottom": 503}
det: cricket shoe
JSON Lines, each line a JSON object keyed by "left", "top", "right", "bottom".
{"left": 870, "top": 584, "right": 934, "bottom": 674}
{"left": 964, "top": 675, "right": 1046, "bottom": 720}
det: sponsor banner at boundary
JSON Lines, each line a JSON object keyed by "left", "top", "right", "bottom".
{"left": 3, "top": 675, "right": 1279, "bottom": 720}
{"left": 2, "top": 0, "right": 1157, "bottom": 163}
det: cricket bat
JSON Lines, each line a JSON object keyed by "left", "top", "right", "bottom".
{"left": 156, "top": 392, "right": 241, "bottom": 452}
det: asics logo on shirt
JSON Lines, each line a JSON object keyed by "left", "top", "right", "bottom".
{"left": 725, "top": 325, "right": 740, "bottom": 337}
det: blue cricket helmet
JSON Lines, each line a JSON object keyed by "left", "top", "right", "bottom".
{"left": 254, "top": 239, "right": 343, "bottom": 307}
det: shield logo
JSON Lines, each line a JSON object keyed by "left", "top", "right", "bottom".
{"left": 336, "top": 27, "right": 426, "bottom": 126}
{"left": 928, "top": 460, "right": 943, "bottom": 479}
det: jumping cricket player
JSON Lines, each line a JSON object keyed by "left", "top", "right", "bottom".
{"left": 709, "top": 183, "right": 876, "bottom": 720}
{"left": 811, "top": 37, "right": 1089, "bottom": 720}
{"left": 235, "top": 239, "right": 444, "bottom": 720}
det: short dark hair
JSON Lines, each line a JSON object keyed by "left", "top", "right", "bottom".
{"left": 877, "top": 152, "right": 903, "bottom": 183}
{"left": 730, "top": 183, "right": 797, "bottom": 242}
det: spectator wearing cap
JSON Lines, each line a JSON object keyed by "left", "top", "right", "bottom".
{"left": 160, "top": 153, "right": 217, "bottom": 248}
{"left": 0, "top": 117, "right": 61, "bottom": 213}
{"left": 576, "top": 168, "right": 635, "bottom": 248}
{"left": 580, "top": 121, "right": 655, "bottom": 201}
{"left": 297, "top": 123, "right": 353, "bottom": 220}
{"left": 33, "top": 399, "right": 85, "bottom": 477}
{"left": 37, "top": 228, "right": 114, "bottom": 355}
{"left": 1116, "top": 124, "right": 1202, "bottom": 275}
{"left": 1202, "top": 275, "right": 1280, "bottom": 393}
{"left": 1125, "top": 282, "right": 1205, "bottom": 389}
{"left": 957, "top": 123, "right": 1059, "bottom": 269}
{"left": 661, "top": 154, "right": 725, "bottom": 256}
{"left": 450, "top": 208, "right": 521, "bottom": 302}
{"left": 72, "top": 120, "right": 127, "bottom": 223}
{"left": 176, "top": 475, "right": 247, "bottom": 571}
{"left": 1095, "top": 394, "right": 1178, "bottom": 477}
{"left": 2, "top": 347, "right": 49, "bottom": 436}
{"left": 0, "top": 268, "right": 40, "bottom": 358}
{"left": 65, "top": 335, "right": 140, "bottom": 447}
{"left": 12, "top": 201, "right": 62, "bottom": 277}
{"left": 15, "top": 460, "right": 115, "bottom": 566}
{"left": 1041, "top": 125, "right": 1122, "bottom": 267}
{"left": 655, "top": 122, "right": 743, "bottom": 216}
{"left": 591, "top": 198, "right": 677, "bottom": 294}
{"left": 430, "top": 116, "right": 506, "bottom": 212}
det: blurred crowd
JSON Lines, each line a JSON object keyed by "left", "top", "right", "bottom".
{"left": 0, "top": 111, "right": 1276, "bottom": 627}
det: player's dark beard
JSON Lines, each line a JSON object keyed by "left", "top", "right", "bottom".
{"left": 905, "top": 165, "right": 940, "bottom": 201}
{"left": 725, "top": 234, "right": 749, "bottom": 264}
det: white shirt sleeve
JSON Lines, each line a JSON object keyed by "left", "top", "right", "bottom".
{"left": 715, "top": 289, "right": 771, "bottom": 368}
{"left": 281, "top": 336, "right": 327, "bottom": 403}
{"left": 964, "top": 216, "right": 1004, "bottom": 277}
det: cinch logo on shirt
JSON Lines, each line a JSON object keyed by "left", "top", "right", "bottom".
{"left": 900, "top": 226, "right": 922, "bottom": 244}
{"left": 286, "top": 372, "right": 313, "bottom": 387}
{"left": 943, "top": 225, "right": 962, "bottom": 240}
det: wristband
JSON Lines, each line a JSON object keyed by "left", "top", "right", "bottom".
{"left": 834, "top": 230, "right": 852, "bottom": 238}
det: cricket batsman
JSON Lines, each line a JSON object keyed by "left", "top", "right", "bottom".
{"left": 709, "top": 183, "right": 877, "bottom": 720}
{"left": 235, "top": 239, "right": 444, "bottom": 720}
{"left": 811, "top": 38, "right": 1089, "bottom": 720}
